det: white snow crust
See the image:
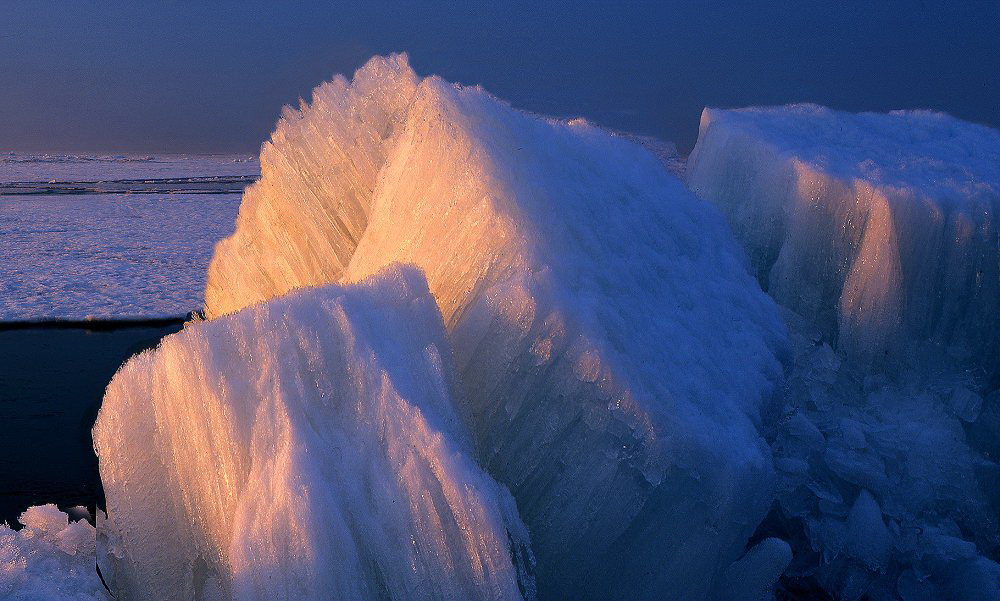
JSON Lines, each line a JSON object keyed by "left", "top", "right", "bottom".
{"left": 0, "top": 504, "right": 105, "bottom": 601}
{"left": 1, "top": 193, "right": 241, "bottom": 320}
{"left": 0, "top": 154, "right": 255, "bottom": 321}
{"left": 94, "top": 266, "right": 534, "bottom": 601}
{"left": 204, "top": 54, "right": 788, "bottom": 600}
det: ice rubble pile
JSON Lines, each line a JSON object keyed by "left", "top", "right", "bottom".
{"left": 766, "top": 309, "right": 1000, "bottom": 600}
{"left": 203, "top": 54, "right": 789, "bottom": 599}
{"left": 687, "top": 105, "right": 1000, "bottom": 373}
{"left": 688, "top": 106, "right": 1000, "bottom": 599}
{"left": 94, "top": 267, "right": 534, "bottom": 601}
{"left": 0, "top": 504, "right": 105, "bottom": 601}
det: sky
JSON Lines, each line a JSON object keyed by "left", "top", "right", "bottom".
{"left": 2, "top": 1, "right": 998, "bottom": 154}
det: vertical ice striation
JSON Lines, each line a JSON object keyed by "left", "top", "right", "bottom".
{"left": 204, "top": 54, "right": 418, "bottom": 318}
{"left": 204, "top": 55, "right": 788, "bottom": 599}
{"left": 687, "top": 104, "right": 1000, "bottom": 375}
{"left": 95, "top": 266, "right": 534, "bottom": 601}
{"left": 687, "top": 106, "right": 1000, "bottom": 599}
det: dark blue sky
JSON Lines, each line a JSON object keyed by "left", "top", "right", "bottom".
{"left": 2, "top": 1, "right": 998, "bottom": 153}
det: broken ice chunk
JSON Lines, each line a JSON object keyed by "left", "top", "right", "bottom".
{"left": 95, "top": 266, "right": 534, "bottom": 601}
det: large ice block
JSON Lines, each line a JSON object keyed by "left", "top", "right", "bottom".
{"left": 94, "top": 266, "right": 534, "bottom": 601}
{"left": 204, "top": 54, "right": 788, "bottom": 599}
{"left": 687, "top": 104, "right": 1000, "bottom": 374}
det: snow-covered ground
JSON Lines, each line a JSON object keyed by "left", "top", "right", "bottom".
{"left": 0, "top": 154, "right": 256, "bottom": 321}
{"left": 0, "top": 505, "right": 105, "bottom": 600}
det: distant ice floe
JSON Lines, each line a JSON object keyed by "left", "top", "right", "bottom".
{"left": 688, "top": 104, "right": 1000, "bottom": 600}
{"left": 203, "top": 53, "right": 787, "bottom": 600}
{"left": 0, "top": 152, "right": 258, "bottom": 183}
{"left": 0, "top": 504, "right": 105, "bottom": 601}
{"left": 0, "top": 153, "right": 258, "bottom": 322}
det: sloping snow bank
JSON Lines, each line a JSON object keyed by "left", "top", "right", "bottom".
{"left": 0, "top": 505, "right": 105, "bottom": 600}
{"left": 204, "top": 54, "right": 788, "bottom": 599}
{"left": 94, "top": 266, "right": 534, "bottom": 601}
{"left": 687, "top": 104, "right": 1000, "bottom": 374}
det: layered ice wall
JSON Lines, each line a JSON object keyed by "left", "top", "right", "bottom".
{"left": 204, "top": 55, "right": 789, "bottom": 599}
{"left": 688, "top": 106, "right": 1000, "bottom": 599}
{"left": 95, "top": 266, "right": 534, "bottom": 601}
{"left": 687, "top": 105, "right": 1000, "bottom": 373}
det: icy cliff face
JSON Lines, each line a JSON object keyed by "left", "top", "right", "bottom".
{"left": 95, "top": 266, "right": 534, "bottom": 601}
{"left": 688, "top": 105, "right": 1000, "bottom": 600}
{"left": 204, "top": 54, "right": 788, "bottom": 599}
{"left": 0, "top": 505, "right": 104, "bottom": 601}
{"left": 687, "top": 104, "right": 1000, "bottom": 374}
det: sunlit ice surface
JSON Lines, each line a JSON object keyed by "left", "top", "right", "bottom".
{"left": 203, "top": 53, "right": 788, "bottom": 600}
{"left": 94, "top": 266, "right": 534, "bottom": 601}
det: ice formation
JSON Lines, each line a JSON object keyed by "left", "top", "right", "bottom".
{"left": 94, "top": 266, "right": 534, "bottom": 601}
{"left": 0, "top": 504, "right": 105, "bottom": 601}
{"left": 204, "top": 54, "right": 788, "bottom": 599}
{"left": 688, "top": 105, "right": 1000, "bottom": 599}
{"left": 687, "top": 104, "right": 1000, "bottom": 374}
{"left": 204, "top": 56, "right": 417, "bottom": 318}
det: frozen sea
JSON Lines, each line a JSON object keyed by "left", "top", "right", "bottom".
{"left": 0, "top": 152, "right": 257, "bottom": 321}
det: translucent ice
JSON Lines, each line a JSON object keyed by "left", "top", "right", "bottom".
{"left": 203, "top": 54, "right": 788, "bottom": 599}
{"left": 94, "top": 266, "right": 534, "bottom": 601}
{"left": 767, "top": 305, "right": 1000, "bottom": 599}
{"left": 204, "top": 54, "right": 418, "bottom": 318}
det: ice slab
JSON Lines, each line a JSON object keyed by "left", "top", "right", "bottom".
{"left": 94, "top": 266, "right": 534, "bottom": 601}
{"left": 687, "top": 104, "right": 1000, "bottom": 375}
{"left": 687, "top": 105, "right": 1000, "bottom": 599}
{"left": 204, "top": 54, "right": 788, "bottom": 599}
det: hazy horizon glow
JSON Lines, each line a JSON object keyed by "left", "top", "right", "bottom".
{"left": 2, "top": 1, "right": 998, "bottom": 154}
